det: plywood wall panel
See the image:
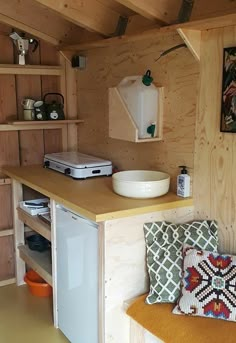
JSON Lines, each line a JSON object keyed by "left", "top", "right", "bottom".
{"left": 0, "top": 185, "right": 12, "bottom": 231}
{"left": 0, "top": 236, "right": 15, "bottom": 281}
{"left": 77, "top": 32, "right": 199, "bottom": 191}
{"left": 44, "top": 129, "right": 62, "bottom": 153}
{"left": 194, "top": 26, "right": 236, "bottom": 254}
{"left": 0, "top": 131, "right": 19, "bottom": 167}
{"left": 19, "top": 130, "right": 44, "bottom": 166}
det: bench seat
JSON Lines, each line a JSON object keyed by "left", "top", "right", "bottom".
{"left": 126, "top": 294, "right": 236, "bottom": 343}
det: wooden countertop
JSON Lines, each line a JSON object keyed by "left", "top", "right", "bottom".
{"left": 3, "top": 165, "right": 193, "bottom": 222}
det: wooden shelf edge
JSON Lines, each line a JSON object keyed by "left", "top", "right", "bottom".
{"left": 0, "top": 120, "right": 84, "bottom": 131}
{"left": 17, "top": 207, "right": 51, "bottom": 242}
{"left": 0, "top": 278, "right": 16, "bottom": 287}
{"left": 0, "top": 64, "right": 62, "bottom": 76}
{"left": 61, "top": 13, "right": 236, "bottom": 53}
{"left": 8, "top": 119, "right": 84, "bottom": 125}
{"left": 18, "top": 245, "right": 52, "bottom": 286}
{"left": 0, "top": 229, "right": 14, "bottom": 237}
{"left": 0, "top": 172, "right": 11, "bottom": 185}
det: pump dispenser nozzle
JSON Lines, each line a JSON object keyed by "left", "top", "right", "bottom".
{"left": 178, "top": 166, "right": 188, "bottom": 174}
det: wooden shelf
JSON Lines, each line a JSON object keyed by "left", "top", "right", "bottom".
{"left": 0, "top": 119, "right": 84, "bottom": 131}
{"left": 17, "top": 208, "right": 51, "bottom": 241}
{"left": 8, "top": 119, "right": 83, "bottom": 125}
{"left": 0, "top": 64, "right": 62, "bottom": 76}
{"left": 109, "top": 87, "right": 163, "bottom": 143}
{"left": 18, "top": 245, "right": 52, "bottom": 286}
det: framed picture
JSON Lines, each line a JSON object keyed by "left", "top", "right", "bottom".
{"left": 221, "top": 47, "right": 236, "bottom": 132}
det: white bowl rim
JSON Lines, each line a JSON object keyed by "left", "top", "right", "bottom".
{"left": 112, "top": 170, "right": 170, "bottom": 183}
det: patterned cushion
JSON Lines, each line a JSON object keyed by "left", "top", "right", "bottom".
{"left": 143, "top": 220, "right": 218, "bottom": 304}
{"left": 173, "top": 246, "right": 236, "bottom": 322}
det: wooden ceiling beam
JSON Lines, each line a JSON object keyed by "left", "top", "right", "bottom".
{"left": 113, "top": 0, "right": 182, "bottom": 23}
{"left": 34, "top": 0, "right": 121, "bottom": 36}
{"left": 0, "top": 0, "right": 91, "bottom": 46}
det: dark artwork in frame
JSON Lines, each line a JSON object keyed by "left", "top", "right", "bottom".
{"left": 221, "top": 47, "right": 236, "bottom": 132}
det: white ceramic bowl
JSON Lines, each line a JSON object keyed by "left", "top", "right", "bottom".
{"left": 112, "top": 170, "right": 170, "bottom": 199}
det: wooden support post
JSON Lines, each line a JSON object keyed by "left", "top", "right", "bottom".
{"left": 12, "top": 180, "right": 25, "bottom": 286}
{"left": 50, "top": 199, "right": 58, "bottom": 328}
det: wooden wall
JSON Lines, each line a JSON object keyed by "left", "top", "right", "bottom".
{"left": 76, "top": 31, "right": 199, "bottom": 193}
{"left": 0, "top": 23, "right": 62, "bottom": 284}
{"left": 194, "top": 26, "right": 236, "bottom": 254}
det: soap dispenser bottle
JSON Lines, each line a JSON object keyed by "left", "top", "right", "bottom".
{"left": 177, "top": 166, "right": 190, "bottom": 197}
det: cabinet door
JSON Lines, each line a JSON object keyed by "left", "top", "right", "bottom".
{"left": 56, "top": 206, "right": 98, "bottom": 343}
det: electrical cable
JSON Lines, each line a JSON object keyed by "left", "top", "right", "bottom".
{"left": 155, "top": 43, "right": 187, "bottom": 62}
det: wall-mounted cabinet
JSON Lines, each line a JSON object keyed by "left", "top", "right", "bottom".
{"left": 109, "top": 86, "right": 164, "bottom": 143}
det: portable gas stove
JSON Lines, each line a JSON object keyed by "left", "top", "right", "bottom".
{"left": 44, "top": 152, "right": 112, "bottom": 179}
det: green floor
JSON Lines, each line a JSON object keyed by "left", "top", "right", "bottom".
{"left": 0, "top": 284, "right": 68, "bottom": 343}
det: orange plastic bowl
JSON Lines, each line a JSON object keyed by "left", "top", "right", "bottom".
{"left": 24, "top": 269, "right": 52, "bottom": 297}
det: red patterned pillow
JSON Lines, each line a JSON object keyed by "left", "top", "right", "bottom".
{"left": 173, "top": 246, "right": 236, "bottom": 322}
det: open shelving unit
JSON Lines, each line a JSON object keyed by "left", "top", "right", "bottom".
{"left": 18, "top": 245, "right": 52, "bottom": 286}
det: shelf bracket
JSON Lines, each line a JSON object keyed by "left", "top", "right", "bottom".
{"left": 177, "top": 28, "right": 201, "bottom": 61}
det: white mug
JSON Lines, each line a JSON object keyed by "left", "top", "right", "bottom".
{"left": 23, "top": 109, "right": 35, "bottom": 121}
{"left": 21, "top": 98, "right": 35, "bottom": 109}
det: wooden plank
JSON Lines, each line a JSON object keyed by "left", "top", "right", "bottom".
{"left": 44, "top": 129, "right": 63, "bottom": 154}
{"left": 0, "top": 229, "right": 14, "bottom": 237}
{"left": 9, "top": 120, "right": 83, "bottom": 125}
{"left": 0, "top": 123, "right": 66, "bottom": 131}
{"left": 114, "top": 0, "right": 181, "bottom": 23}
{"left": 0, "top": 278, "right": 15, "bottom": 287}
{"left": 18, "top": 245, "right": 52, "bottom": 286}
{"left": 17, "top": 208, "right": 51, "bottom": 241}
{"left": 0, "top": 185, "right": 12, "bottom": 231}
{"left": 0, "top": 65, "right": 62, "bottom": 76}
{"left": 0, "top": 76, "right": 17, "bottom": 123}
{"left": 0, "top": 173, "right": 11, "bottom": 185}
{"left": 12, "top": 180, "right": 25, "bottom": 285}
{"left": 19, "top": 130, "right": 44, "bottom": 166}
{"left": 0, "top": 132, "right": 20, "bottom": 166}
{"left": 178, "top": 28, "right": 201, "bottom": 61}
{"left": 193, "top": 26, "right": 236, "bottom": 254}
{"left": 41, "top": 45, "right": 63, "bottom": 154}
{"left": 0, "top": 235, "right": 15, "bottom": 282}
{"left": 109, "top": 87, "right": 138, "bottom": 142}
{"left": 34, "top": 0, "right": 120, "bottom": 36}
{"left": 64, "top": 57, "right": 79, "bottom": 151}
{"left": 50, "top": 199, "right": 58, "bottom": 327}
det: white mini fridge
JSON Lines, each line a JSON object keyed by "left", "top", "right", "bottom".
{"left": 56, "top": 206, "right": 98, "bottom": 343}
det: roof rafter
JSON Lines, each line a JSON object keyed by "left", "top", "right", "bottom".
{"left": 34, "top": 0, "right": 121, "bottom": 36}
{"left": 113, "top": 0, "right": 182, "bottom": 24}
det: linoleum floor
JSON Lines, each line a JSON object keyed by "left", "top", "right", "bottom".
{"left": 0, "top": 284, "right": 68, "bottom": 343}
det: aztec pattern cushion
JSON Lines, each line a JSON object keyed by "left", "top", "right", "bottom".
{"left": 143, "top": 220, "right": 218, "bottom": 304}
{"left": 173, "top": 246, "right": 236, "bottom": 322}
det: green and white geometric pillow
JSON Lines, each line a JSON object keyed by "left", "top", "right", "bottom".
{"left": 143, "top": 220, "right": 218, "bottom": 304}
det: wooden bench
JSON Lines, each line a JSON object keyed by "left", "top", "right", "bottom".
{"left": 126, "top": 294, "right": 236, "bottom": 343}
